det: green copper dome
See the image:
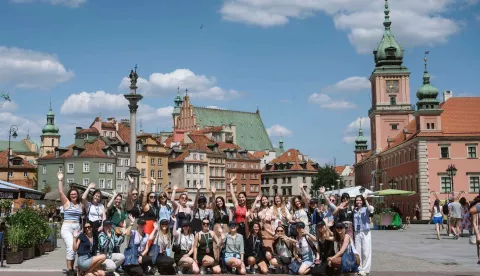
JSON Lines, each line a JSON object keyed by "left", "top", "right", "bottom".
{"left": 416, "top": 57, "right": 439, "bottom": 110}
{"left": 42, "top": 106, "right": 60, "bottom": 136}
{"left": 172, "top": 89, "right": 183, "bottom": 116}
{"left": 355, "top": 122, "right": 368, "bottom": 151}
{"left": 373, "top": 0, "right": 404, "bottom": 67}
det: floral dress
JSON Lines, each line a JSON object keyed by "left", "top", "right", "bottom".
{"left": 461, "top": 205, "right": 472, "bottom": 231}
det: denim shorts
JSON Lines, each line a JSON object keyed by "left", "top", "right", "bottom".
{"left": 77, "top": 254, "right": 93, "bottom": 271}
{"left": 433, "top": 216, "right": 442, "bottom": 224}
{"left": 224, "top": 252, "right": 240, "bottom": 264}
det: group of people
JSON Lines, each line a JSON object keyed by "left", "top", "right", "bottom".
{"left": 58, "top": 170, "right": 375, "bottom": 276}
{"left": 430, "top": 195, "right": 480, "bottom": 245}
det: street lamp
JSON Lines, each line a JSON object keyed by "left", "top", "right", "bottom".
{"left": 388, "top": 178, "right": 397, "bottom": 189}
{"left": 446, "top": 164, "right": 457, "bottom": 196}
{"left": 380, "top": 183, "right": 383, "bottom": 190}
{"left": 370, "top": 185, "right": 374, "bottom": 192}
{"left": 7, "top": 125, "right": 18, "bottom": 182}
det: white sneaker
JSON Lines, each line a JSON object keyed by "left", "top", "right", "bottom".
{"left": 200, "top": 267, "right": 206, "bottom": 274}
{"left": 177, "top": 269, "right": 183, "bottom": 274}
{"left": 113, "top": 272, "right": 120, "bottom": 276}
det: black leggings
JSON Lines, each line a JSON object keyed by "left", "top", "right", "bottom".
{"left": 123, "top": 256, "right": 153, "bottom": 276}
{"left": 156, "top": 253, "right": 176, "bottom": 275}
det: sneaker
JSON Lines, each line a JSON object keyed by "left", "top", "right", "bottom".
{"left": 200, "top": 267, "right": 206, "bottom": 274}
{"left": 113, "top": 272, "right": 120, "bottom": 276}
{"left": 177, "top": 269, "right": 183, "bottom": 275}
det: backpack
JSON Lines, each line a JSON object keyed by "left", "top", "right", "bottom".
{"left": 442, "top": 203, "right": 449, "bottom": 215}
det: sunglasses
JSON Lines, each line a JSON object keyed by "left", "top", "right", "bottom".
{"left": 160, "top": 223, "right": 169, "bottom": 226}
{"left": 85, "top": 226, "right": 92, "bottom": 229}
{"left": 149, "top": 196, "right": 155, "bottom": 199}
{"left": 202, "top": 222, "right": 209, "bottom": 226}
{"left": 159, "top": 196, "right": 166, "bottom": 199}
{"left": 180, "top": 196, "right": 187, "bottom": 200}
{"left": 132, "top": 193, "right": 139, "bottom": 196}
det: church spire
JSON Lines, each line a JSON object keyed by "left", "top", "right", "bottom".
{"left": 279, "top": 133, "right": 284, "bottom": 152}
{"left": 355, "top": 118, "right": 368, "bottom": 151}
{"left": 416, "top": 51, "right": 440, "bottom": 110}
{"left": 383, "top": 0, "right": 391, "bottom": 30}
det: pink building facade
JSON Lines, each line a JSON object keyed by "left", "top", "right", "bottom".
{"left": 354, "top": 1, "right": 480, "bottom": 220}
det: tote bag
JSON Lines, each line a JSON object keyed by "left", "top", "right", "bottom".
{"left": 123, "top": 231, "right": 139, "bottom": 266}
{"left": 341, "top": 235, "right": 359, "bottom": 273}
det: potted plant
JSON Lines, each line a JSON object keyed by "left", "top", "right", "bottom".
{"left": 6, "top": 225, "right": 24, "bottom": 264}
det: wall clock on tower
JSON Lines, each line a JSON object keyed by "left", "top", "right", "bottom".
{"left": 386, "top": 80, "right": 399, "bottom": 93}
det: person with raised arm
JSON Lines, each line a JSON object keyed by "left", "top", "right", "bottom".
{"left": 73, "top": 221, "right": 106, "bottom": 276}
{"left": 171, "top": 184, "right": 193, "bottom": 230}
{"left": 192, "top": 183, "right": 213, "bottom": 234}
{"left": 229, "top": 176, "right": 248, "bottom": 239}
{"left": 141, "top": 177, "right": 158, "bottom": 240}
{"left": 251, "top": 194, "right": 274, "bottom": 260}
{"left": 98, "top": 216, "right": 133, "bottom": 274}
{"left": 353, "top": 194, "right": 374, "bottom": 276}
{"left": 58, "top": 170, "right": 84, "bottom": 276}
{"left": 148, "top": 220, "right": 176, "bottom": 274}
{"left": 318, "top": 186, "right": 338, "bottom": 228}
{"left": 210, "top": 185, "right": 231, "bottom": 261}
{"left": 107, "top": 193, "right": 128, "bottom": 228}
{"left": 82, "top": 182, "right": 106, "bottom": 254}
{"left": 270, "top": 195, "right": 291, "bottom": 233}
{"left": 125, "top": 175, "right": 141, "bottom": 219}
{"left": 173, "top": 220, "right": 197, "bottom": 274}
{"left": 193, "top": 217, "right": 222, "bottom": 274}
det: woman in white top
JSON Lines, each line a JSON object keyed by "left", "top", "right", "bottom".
{"left": 171, "top": 185, "right": 193, "bottom": 230}
{"left": 173, "top": 220, "right": 198, "bottom": 274}
{"left": 81, "top": 183, "right": 106, "bottom": 254}
{"left": 270, "top": 195, "right": 291, "bottom": 232}
{"left": 148, "top": 219, "right": 176, "bottom": 275}
{"left": 290, "top": 196, "right": 309, "bottom": 236}
{"left": 431, "top": 199, "right": 443, "bottom": 240}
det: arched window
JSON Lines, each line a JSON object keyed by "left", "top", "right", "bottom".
{"left": 51, "top": 139, "right": 54, "bottom": 147}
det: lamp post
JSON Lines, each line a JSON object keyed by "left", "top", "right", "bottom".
{"left": 388, "top": 178, "right": 397, "bottom": 189}
{"left": 7, "top": 125, "right": 18, "bottom": 182}
{"left": 446, "top": 164, "right": 457, "bottom": 197}
{"left": 380, "top": 183, "right": 383, "bottom": 190}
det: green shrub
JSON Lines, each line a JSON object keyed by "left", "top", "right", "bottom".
{"left": 7, "top": 208, "right": 49, "bottom": 247}
{"left": 7, "top": 225, "right": 25, "bottom": 253}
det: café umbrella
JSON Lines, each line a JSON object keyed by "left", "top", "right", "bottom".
{"left": 374, "top": 189, "right": 415, "bottom": 196}
{"left": 0, "top": 180, "right": 45, "bottom": 200}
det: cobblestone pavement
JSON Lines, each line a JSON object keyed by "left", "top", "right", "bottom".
{"left": 0, "top": 224, "right": 478, "bottom": 275}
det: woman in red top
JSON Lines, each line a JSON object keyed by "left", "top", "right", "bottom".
{"left": 229, "top": 176, "right": 248, "bottom": 240}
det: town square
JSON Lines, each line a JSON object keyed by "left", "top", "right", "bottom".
{"left": 0, "top": 0, "right": 479, "bottom": 275}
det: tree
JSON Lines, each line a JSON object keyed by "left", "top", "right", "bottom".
{"left": 311, "top": 164, "right": 343, "bottom": 197}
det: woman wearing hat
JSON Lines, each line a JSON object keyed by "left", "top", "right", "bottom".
{"left": 269, "top": 226, "right": 294, "bottom": 273}
{"left": 98, "top": 217, "right": 132, "bottom": 274}
{"left": 148, "top": 219, "right": 176, "bottom": 274}
{"left": 281, "top": 222, "right": 318, "bottom": 275}
{"left": 223, "top": 221, "right": 246, "bottom": 275}
{"left": 122, "top": 219, "right": 152, "bottom": 276}
{"left": 193, "top": 217, "right": 222, "bottom": 274}
{"left": 327, "top": 222, "right": 359, "bottom": 271}
{"left": 192, "top": 183, "right": 213, "bottom": 233}
{"left": 171, "top": 185, "right": 193, "bottom": 230}
{"left": 173, "top": 220, "right": 197, "bottom": 274}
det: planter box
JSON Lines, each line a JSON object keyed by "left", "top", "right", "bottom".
{"left": 35, "top": 244, "right": 45, "bottom": 256}
{"left": 6, "top": 250, "right": 23, "bottom": 264}
{"left": 22, "top": 247, "right": 35, "bottom": 260}
{"left": 43, "top": 242, "right": 53, "bottom": 252}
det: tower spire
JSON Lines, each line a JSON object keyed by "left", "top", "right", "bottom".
{"left": 423, "top": 50, "right": 431, "bottom": 85}
{"left": 383, "top": 0, "right": 391, "bottom": 30}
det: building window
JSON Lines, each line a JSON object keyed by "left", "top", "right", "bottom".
{"left": 193, "top": 180, "right": 197, "bottom": 188}
{"left": 426, "top": 123, "right": 430, "bottom": 129}
{"left": 193, "top": 154, "right": 197, "bottom": 160}
{"left": 83, "top": 178, "right": 89, "bottom": 186}
{"left": 200, "top": 166, "right": 204, "bottom": 173}
{"left": 125, "top": 147, "right": 129, "bottom": 153}
{"left": 200, "top": 180, "right": 204, "bottom": 188}
{"left": 391, "top": 124, "right": 398, "bottom": 130}
{"left": 99, "top": 179, "right": 105, "bottom": 189}
{"left": 151, "top": 158, "right": 155, "bottom": 165}
{"left": 83, "top": 162, "right": 90, "bottom": 173}
{"left": 42, "top": 166, "right": 47, "bottom": 175}
{"left": 468, "top": 146, "right": 477, "bottom": 158}
{"left": 107, "top": 164, "right": 113, "bottom": 173}
{"left": 107, "top": 179, "right": 113, "bottom": 189}
{"left": 440, "top": 177, "right": 452, "bottom": 193}
{"left": 440, "top": 146, "right": 450, "bottom": 158}
{"left": 117, "top": 171, "right": 122, "bottom": 179}
{"left": 23, "top": 172, "right": 28, "bottom": 178}
{"left": 241, "top": 174, "right": 246, "bottom": 179}
{"left": 141, "top": 169, "right": 145, "bottom": 177}
{"left": 117, "top": 159, "right": 123, "bottom": 166}
{"left": 470, "top": 176, "right": 480, "bottom": 193}
{"left": 137, "top": 143, "right": 142, "bottom": 151}
{"left": 158, "top": 170, "right": 162, "bottom": 178}
{"left": 187, "top": 165, "right": 191, "bottom": 173}
{"left": 193, "top": 165, "right": 197, "bottom": 173}
{"left": 141, "top": 156, "right": 146, "bottom": 163}
{"left": 99, "top": 163, "right": 106, "bottom": 173}
{"left": 117, "top": 184, "right": 122, "bottom": 192}
{"left": 66, "top": 163, "right": 74, "bottom": 173}
{"left": 125, "top": 159, "right": 130, "bottom": 167}
{"left": 241, "top": 185, "right": 246, "bottom": 192}
{"left": 158, "top": 158, "right": 162, "bottom": 165}
{"left": 303, "top": 177, "right": 306, "bottom": 183}
{"left": 390, "top": 96, "right": 396, "bottom": 105}
{"left": 66, "top": 178, "right": 74, "bottom": 184}
{"left": 150, "top": 170, "right": 155, "bottom": 178}
{"left": 187, "top": 180, "right": 191, "bottom": 188}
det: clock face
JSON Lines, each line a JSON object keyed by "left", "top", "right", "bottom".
{"left": 386, "top": 80, "right": 399, "bottom": 94}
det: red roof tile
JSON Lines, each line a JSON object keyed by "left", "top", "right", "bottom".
{"left": 252, "top": 151, "right": 267, "bottom": 159}
{"left": 335, "top": 166, "right": 346, "bottom": 175}
{"left": 265, "top": 148, "right": 316, "bottom": 172}
{"left": 0, "top": 150, "right": 36, "bottom": 169}
{"left": 101, "top": 122, "right": 116, "bottom": 129}
{"left": 117, "top": 122, "right": 130, "bottom": 144}
{"left": 78, "top": 127, "right": 99, "bottom": 134}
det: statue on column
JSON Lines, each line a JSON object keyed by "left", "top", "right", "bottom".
{"left": 129, "top": 67, "right": 138, "bottom": 88}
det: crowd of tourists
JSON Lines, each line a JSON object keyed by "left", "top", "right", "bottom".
{"left": 58, "top": 169, "right": 378, "bottom": 276}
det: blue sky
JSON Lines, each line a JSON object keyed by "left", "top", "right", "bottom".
{"left": 0, "top": 0, "right": 479, "bottom": 165}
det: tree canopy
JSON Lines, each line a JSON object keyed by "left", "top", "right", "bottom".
{"left": 311, "top": 164, "right": 343, "bottom": 197}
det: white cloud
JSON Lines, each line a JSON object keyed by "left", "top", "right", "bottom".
{"left": 266, "top": 124, "right": 292, "bottom": 137}
{"left": 10, "top": 0, "right": 86, "bottom": 7}
{"left": 323, "top": 76, "right": 370, "bottom": 93}
{"left": 60, "top": 90, "right": 173, "bottom": 126}
{"left": 119, "top": 69, "right": 242, "bottom": 100}
{"left": 308, "top": 93, "right": 356, "bottom": 109}
{"left": 220, "top": 0, "right": 470, "bottom": 53}
{"left": 0, "top": 46, "right": 74, "bottom": 89}
{"left": 343, "top": 117, "right": 371, "bottom": 144}
{"left": 0, "top": 112, "right": 42, "bottom": 140}
{"left": 1, "top": 100, "right": 18, "bottom": 112}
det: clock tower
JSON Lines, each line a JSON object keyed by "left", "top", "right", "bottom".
{"left": 369, "top": 0, "right": 413, "bottom": 153}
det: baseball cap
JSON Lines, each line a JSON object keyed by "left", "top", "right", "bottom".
{"left": 296, "top": 222, "right": 305, "bottom": 229}
{"left": 335, "top": 222, "right": 345, "bottom": 229}
{"left": 137, "top": 219, "right": 146, "bottom": 225}
{"left": 198, "top": 196, "right": 207, "bottom": 203}
{"left": 309, "top": 198, "right": 318, "bottom": 204}
{"left": 103, "top": 220, "right": 113, "bottom": 227}
{"left": 160, "top": 219, "right": 170, "bottom": 225}
{"left": 228, "top": 221, "right": 237, "bottom": 228}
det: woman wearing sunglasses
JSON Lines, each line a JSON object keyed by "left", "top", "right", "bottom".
{"left": 171, "top": 185, "right": 193, "bottom": 229}
{"left": 148, "top": 219, "right": 176, "bottom": 275}
{"left": 81, "top": 183, "right": 106, "bottom": 255}
{"left": 122, "top": 219, "right": 152, "bottom": 276}
{"left": 269, "top": 226, "right": 293, "bottom": 273}
{"left": 126, "top": 175, "right": 141, "bottom": 219}
{"left": 333, "top": 193, "right": 354, "bottom": 238}
{"left": 141, "top": 177, "right": 157, "bottom": 240}
{"left": 173, "top": 220, "right": 197, "bottom": 274}
{"left": 211, "top": 186, "right": 231, "bottom": 261}
{"left": 193, "top": 218, "right": 222, "bottom": 274}
{"left": 192, "top": 183, "right": 213, "bottom": 233}
{"left": 73, "top": 221, "right": 106, "bottom": 276}
{"left": 157, "top": 192, "right": 173, "bottom": 232}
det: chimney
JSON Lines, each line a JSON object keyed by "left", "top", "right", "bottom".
{"left": 443, "top": 90, "right": 453, "bottom": 102}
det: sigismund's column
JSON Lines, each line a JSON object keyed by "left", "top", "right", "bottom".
{"left": 124, "top": 65, "right": 143, "bottom": 186}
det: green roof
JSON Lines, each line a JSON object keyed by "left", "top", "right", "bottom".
{"left": 0, "top": 140, "right": 34, "bottom": 153}
{"left": 193, "top": 107, "right": 274, "bottom": 151}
